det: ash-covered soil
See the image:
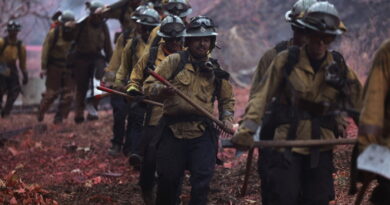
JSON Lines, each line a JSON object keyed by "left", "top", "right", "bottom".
{"left": 0, "top": 109, "right": 374, "bottom": 205}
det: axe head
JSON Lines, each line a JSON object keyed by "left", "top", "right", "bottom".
{"left": 357, "top": 144, "right": 390, "bottom": 180}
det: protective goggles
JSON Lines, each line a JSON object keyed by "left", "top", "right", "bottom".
{"left": 308, "top": 32, "right": 336, "bottom": 44}
{"left": 7, "top": 25, "right": 21, "bottom": 31}
{"left": 305, "top": 14, "right": 340, "bottom": 32}
{"left": 164, "top": 3, "right": 189, "bottom": 13}
{"left": 160, "top": 23, "right": 185, "bottom": 35}
{"left": 189, "top": 17, "right": 214, "bottom": 29}
{"left": 138, "top": 15, "right": 159, "bottom": 25}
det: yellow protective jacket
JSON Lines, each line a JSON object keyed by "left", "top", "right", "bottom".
{"left": 358, "top": 39, "right": 390, "bottom": 151}
{"left": 145, "top": 26, "right": 162, "bottom": 50}
{"left": 233, "top": 46, "right": 363, "bottom": 154}
{"left": 0, "top": 37, "right": 26, "bottom": 72}
{"left": 104, "top": 32, "right": 134, "bottom": 83}
{"left": 41, "top": 26, "right": 73, "bottom": 70}
{"left": 73, "top": 18, "right": 112, "bottom": 60}
{"left": 143, "top": 52, "right": 235, "bottom": 139}
{"left": 128, "top": 43, "right": 169, "bottom": 92}
{"left": 115, "top": 36, "right": 147, "bottom": 87}
{"left": 249, "top": 40, "right": 292, "bottom": 98}
{"left": 129, "top": 43, "right": 177, "bottom": 126}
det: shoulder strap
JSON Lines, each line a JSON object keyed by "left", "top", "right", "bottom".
{"left": 16, "top": 40, "right": 22, "bottom": 59}
{"left": 284, "top": 46, "right": 301, "bottom": 77}
{"left": 209, "top": 58, "right": 230, "bottom": 102}
{"left": 169, "top": 50, "right": 189, "bottom": 80}
{"left": 210, "top": 58, "right": 230, "bottom": 80}
{"left": 274, "top": 40, "right": 289, "bottom": 54}
{"left": 331, "top": 50, "right": 348, "bottom": 75}
{"left": 129, "top": 38, "right": 139, "bottom": 71}
{"left": 75, "top": 22, "right": 85, "bottom": 44}
{"left": 0, "top": 38, "right": 9, "bottom": 56}
{"left": 151, "top": 36, "right": 162, "bottom": 48}
{"left": 146, "top": 46, "right": 159, "bottom": 70}
{"left": 122, "top": 29, "right": 132, "bottom": 47}
{"left": 50, "top": 27, "right": 60, "bottom": 51}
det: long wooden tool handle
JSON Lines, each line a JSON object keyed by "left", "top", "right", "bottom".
{"left": 222, "top": 138, "right": 357, "bottom": 148}
{"left": 147, "top": 68, "right": 234, "bottom": 134}
{"left": 97, "top": 86, "right": 164, "bottom": 107}
{"left": 354, "top": 179, "right": 371, "bottom": 205}
{"left": 241, "top": 148, "right": 254, "bottom": 197}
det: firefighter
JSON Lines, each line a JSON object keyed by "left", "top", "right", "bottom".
{"left": 0, "top": 21, "right": 27, "bottom": 118}
{"left": 107, "top": 8, "right": 160, "bottom": 156}
{"left": 126, "top": 14, "right": 185, "bottom": 204}
{"left": 357, "top": 39, "right": 390, "bottom": 205}
{"left": 98, "top": 0, "right": 141, "bottom": 32}
{"left": 104, "top": 5, "right": 147, "bottom": 156}
{"left": 68, "top": 0, "right": 113, "bottom": 123}
{"left": 37, "top": 11, "right": 76, "bottom": 124}
{"left": 143, "top": 16, "right": 235, "bottom": 205}
{"left": 146, "top": 0, "right": 192, "bottom": 49}
{"left": 103, "top": 5, "right": 148, "bottom": 87}
{"left": 250, "top": 1, "right": 318, "bottom": 204}
{"left": 232, "top": 2, "right": 363, "bottom": 205}
{"left": 250, "top": 0, "right": 318, "bottom": 96}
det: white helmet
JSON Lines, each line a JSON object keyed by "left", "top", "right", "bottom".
{"left": 297, "top": 1, "right": 345, "bottom": 35}
{"left": 136, "top": 8, "right": 161, "bottom": 26}
{"left": 285, "top": 0, "right": 318, "bottom": 28}
{"left": 163, "top": 0, "right": 192, "bottom": 18}
{"left": 59, "top": 10, "right": 76, "bottom": 23}
{"left": 157, "top": 15, "right": 186, "bottom": 38}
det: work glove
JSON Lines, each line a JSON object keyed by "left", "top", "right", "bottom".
{"left": 126, "top": 85, "right": 143, "bottom": 96}
{"left": 222, "top": 119, "right": 234, "bottom": 132}
{"left": 22, "top": 71, "right": 28, "bottom": 85}
{"left": 113, "top": 80, "right": 126, "bottom": 91}
{"left": 335, "top": 112, "right": 349, "bottom": 138}
{"left": 150, "top": 84, "right": 175, "bottom": 99}
{"left": 102, "top": 71, "right": 116, "bottom": 83}
{"left": 159, "top": 85, "right": 175, "bottom": 97}
{"left": 231, "top": 125, "right": 254, "bottom": 151}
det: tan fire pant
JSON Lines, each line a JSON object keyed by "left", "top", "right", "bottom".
{"left": 39, "top": 64, "right": 74, "bottom": 119}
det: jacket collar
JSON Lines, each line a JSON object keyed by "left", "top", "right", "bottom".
{"left": 295, "top": 46, "right": 333, "bottom": 75}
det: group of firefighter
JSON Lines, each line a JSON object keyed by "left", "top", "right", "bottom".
{"left": 0, "top": 0, "right": 389, "bottom": 204}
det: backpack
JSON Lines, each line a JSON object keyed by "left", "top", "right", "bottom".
{"left": 259, "top": 46, "right": 349, "bottom": 141}
{"left": 0, "top": 38, "right": 22, "bottom": 77}
{"left": 169, "top": 51, "right": 230, "bottom": 102}
{"left": 128, "top": 38, "right": 139, "bottom": 74}
{"left": 50, "top": 26, "right": 60, "bottom": 51}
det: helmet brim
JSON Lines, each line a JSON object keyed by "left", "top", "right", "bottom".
{"left": 165, "top": 8, "right": 192, "bottom": 18}
{"left": 157, "top": 30, "right": 186, "bottom": 38}
{"left": 136, "top": 19, "right": 160, "bottom": 26}
{"left": 285, "top": 10, "right": 293, "bottom": 22}
{"left": 185, "top": 31, "right": 218, "bottom": 37}
{"left": 297, "top": 19, "right": 344, "bottom": 35}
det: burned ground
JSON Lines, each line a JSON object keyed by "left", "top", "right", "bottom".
{"left": 0, "top": 89, "right": 374, "bottom": 204}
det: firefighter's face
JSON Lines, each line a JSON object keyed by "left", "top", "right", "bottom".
{"left": 164, "top": 37, "right": 183, "bottom": 53}
{"left": 291, "top": 25, "right": 308, "bottom": 47}
{"left": 90, "top": 14, "right": 103, "bottom": 25}
{"left": 7, "top": 30, "right": 18, "bottom": 38}
{"left": 187, "top": 37, "right": 211, "bottom": 59}
{"left": 307, "top": 32, "right": 335, "bottom": 60}
{"left": 140, "top": 25, "right": 154, "bottom": 41}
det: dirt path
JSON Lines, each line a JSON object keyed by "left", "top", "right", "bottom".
{"left": 0, "top": 111, "right": 373, "bottom": 204}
